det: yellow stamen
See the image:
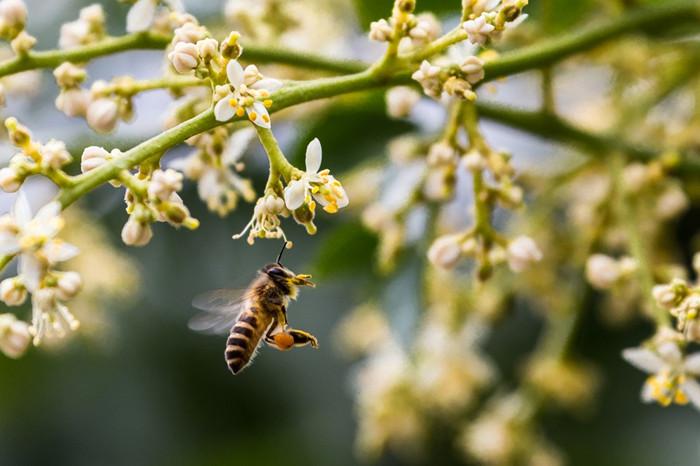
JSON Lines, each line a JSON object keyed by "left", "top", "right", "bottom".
{"left": 262, "top": 114, "right": 270, "bottom": 123}
{"left": 308, "top": 200, "right": 316, "bottom": 213}
{"left": 228, "top": 98, "right": 238, "bottom": 107}
{"left": 248, "top": 111, "right": 258, "bottom": 121}
{"left": 235, "top": 107, "right": 245, "bottom": 117}
{"left": 263, "top": 99, "right": 273, "bottom": 108}
{"left": 323, "top": 203, "right": 338, "bottom": 214}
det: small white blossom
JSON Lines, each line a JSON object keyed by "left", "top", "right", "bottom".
{"left": 0, "top": 166, "right": 21, "bottom": 192}
{"left": 585, "top": 254, "right": 621, "bottom": 290}
{"left": 148, "top": 168, "right": 183, "bottom": 201}
{"left": 369, "top": 18, "right": 393, "bottom": 42}
{"left": 655, "top": 185, "right": 689, "bottom": 220}
{"left": 623, "top": 341, "right": 700, "bottom": 409}
{"left": 427, "top": 142, "right": 457, "bottom": 166}
{"left": 0, "top": 313, "right": 30, "bottom": 358}
{"left": 0, "top": 0, "right": 27, "bottom": 34}
{"left": 652, "top": 279, "right": 687, "bottom": 309}
{"left": 121, "top": 215, "right": 153, "bottom": 247}
{"left": 385, "top": 86, "right": 420, "bottom": 119}
{"left": 126, "top": 0, "right": 183, "bottom": 33}
{"left": 55, "top": 271, "right": 82, "bottom": 301}
{"left": 10, "top": 30, "right": 34, "bottom": 54}
{"left": 168, "top": 41, "right": 199, "bottom": 74}
{"left": 40, "top": 139, "right": 72, "bottom": 169}
{"left": 30, "top": 287, "right": 80, "bottom": 345}
{"left": 283, "top": 138, "right": 349, "bottom": 213}
{"left": 196, "top": 38, "right": 218, "bottom": 60}
{"left": 79, "top": 4, "right": 104, "bottom": 26}
{"left": 80, "top": 145, "right": 111, "bottom": 173}
{"left": 411, "top": 60, "right": 442, "bottom": 98}
{"left": 172, "top": 21, "right": 206, "bottom": 44}
{"left": 233, "top": 195, "right": 287, "bottom": 245}
{"left": 461, "top": 56, "right": 485, "bottom": 84}
{"left": 56, "top": 88, "right": 90, "bottom": 118}
{"left": 0, "top": 276, "right": 25, "bottom": 306}
{"left": 86, "top": 98, "right": 119, "bottom": 134}
{"left": 506, "top": 235, "right": 542, "bottom": 272}
{"left": 428, "top": 234, "right": 463, "bottom": 269}
{"left": 462, "top": 15, "right": 496, "bottom": 45}
{"left": 213, "top": 59, "right": 283, "bottom": 128}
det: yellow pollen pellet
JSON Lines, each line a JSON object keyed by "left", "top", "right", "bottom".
{"left": 264, "top": 99, "right": 273, "bottom": 108}
{"left": 248, "top": 111, "right": 258, "bottom": 121}
{"left": 236, "top": 107, "right": 245, "bottom": 117}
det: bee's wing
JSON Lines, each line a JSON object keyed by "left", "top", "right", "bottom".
{"left": 188, "top": 289, "right": 252, "bottom": 335}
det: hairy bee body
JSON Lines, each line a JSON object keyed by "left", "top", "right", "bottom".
{"left": 225, "top": 274, "right": 290, "bottom": 374}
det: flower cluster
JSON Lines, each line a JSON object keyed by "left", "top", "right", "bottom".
{"left": 411, "top": 56, "right": 485, "bottom": 100}
{"left": 58, "top": 4, "right": 105, "bottom": 50}
{"left": 0, "top": 118, "right": 73, "bottom": 193}
{"left": 462, "top": 0, "right": 529, "bottom": 46}
{"left": 368, "top": 0, "right": 441, "bottom": 54}
{"left": 126, "top": 0, "right": 184, "bottom": 34}
{"left": 651, "top": 255, "right": 700, "bottom": 342}
{"left": 0, "top": 193, "right": 82, "bottom": 348}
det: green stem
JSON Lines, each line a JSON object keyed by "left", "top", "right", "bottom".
{"left": 96, "top": 76, "right": 206, "bottom": 96}
{"left": 254, "top": 125, "right": 295, "bottom": 185}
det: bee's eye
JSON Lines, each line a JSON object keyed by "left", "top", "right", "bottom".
{"left": 266, "top": 267, "right": 288, "bottom": 279}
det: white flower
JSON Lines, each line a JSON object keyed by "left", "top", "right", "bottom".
{"left": 462, "top": 15, "right": 495, "bottom": 45}
{"left": 79, "top": 4, "right": 104, "bottom": 26}
{"left": 655, "top": 185, "right": 688, "bottom": 220}
{"left": 652, "top": 279, "right": 687, "bottom": 309}
{"left": 410, "top": 13, "right": 441, "bottom": 45}
{"left": 126, "top": 0, "right": 161, "bottom": 33}
{"left": 0, "top": 166, "right": 21, "bottom": 192}
{"left": 385, "top": 86, "right": 420, "bottom": 119}
{"left": 0, "top": 313, "right": 30, "bottom": 358}
{"left": 623, "top": 342, "right": 700, "bottom": 409}
{"left": 369, "top": 18, "right": 393, "bottom": 42}
{"left": 58, "top": 19, "right": 90, "bottom": 49}
{"left": 427, "top": 142, "right": 457, "bottom": 166}
{"left": 40, "top": 139, "right": 72, "bottom": 169}
{"left": 213, "top": 59, "right": 283, "bottom": 128}
{"left": 121, "top": 215, "right": 153, "bottom": 247}
{"left": 0, "top": 0, "right": 27, "bottom": 32}
{"left": 461, "top": 56, "right": 485, "bottom": 84}
{"left": 585, "top": 254, "right": 621, "bottom": 290}
{"left": 283, "top": 138, "right": 349, "bottom": 213}
{"left": 428, "top": 234, "right": 464, "bottom": 269}
{"left": 86, "top": 98, "right": 119, "bottom": 134}
{"left": 0, "top": 276, "right": 25, "bottom": 305}
{"left": 0, "top": 192, "right": 77, "bottom": 292}
{"left": 233, "top": 195, "right": 287, "bottom": 245}
{"left": 168, "top": 41, "right": 199, "bottom": 74}
{"left": 80, "top": 145, "right": 111, "bottom": 173}
{"left": 506, "top": 235, "right": 542, "bottom": 272}
{"left": 29, "top": 287, "right": 80, "bottom": 345}
{"left": 411, "top": 60, "right": 442, "bottom": 98}
{"left": 148, "top": 168, "right": 183, "bottom": 201}
{"left": 56, "top": 88, "right": 90, "bottom": 118}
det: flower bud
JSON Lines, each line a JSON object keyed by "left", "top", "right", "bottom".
{"left": 5, "top": 116, "right": 31, "bottom": 148}
{"left": 56, "top": 271, "right": 82, "bottom": 301}
{"left": 0, "top": 166, "right": 21, "bottom": 192}
{"left": 443, "top": 76, "right": 475, "bottom": 101}
{"left": 585, "top": 254, "right": 621, "bottom": 290}
{"left": 168, "top": 41, "right": 199, "bottom": 74}
{"left": 506, "top": 235, "right": 542, "bottom": 272}
{"left": 220, "top": 31, "right": 242, "bottom": 59}
{"left": 0, "top": 0, "right": 27, "bottom": 39}
{"left": 386, "top": 86, "right": 420, "bottom": 119}
{"left": 80, "top": 145, "right": 110, "bottom": 173}
{"left": 461, "top": 56, "right": 485, "bottom": 84}
{"left": 10, "top": 29, "right": 34, "bottom": 54}
{"left": 56, "top": 88, "right": 91, "bottom": 117}
{"left": 86, "top": 98, "right": 119, "bottom": 134}
{"left": 196, "top": 38, "right": 218, "bottom": 61}
{"left": 369, "top": 19, "right": 393, "bottom": 42}
{"left": 40, "top": 139, "right": 72, "bottom": 169}
{"left": 0, "top": 277, "right": 26, "bottom": 306}
{"left": 58, "top": 20, "right": 89, "bottom": 49}
{"left": 148, "top": 168, "right": 183, "bottom": 201}
{"left": 652, "top": 280, "right": 687, "bottom": 309}
{"left": 243, "top": 64, "right": 262, "bottom": 86}
{"left": 53, "top": 62, "right": 87, "bottom": 89}
{"left": 428, "top": 234, "right": 463, "bottom": 269}
{"left": 0, "top": 313, "right": 30, "bottom": 359}
{"left": 173, "top": 22, "right": 206, "bottom": 44}
{"left": 263, "top": 194, "right": 285, "bottom": 215}
{"left": 121, "top": 216, "right": 153, "bottom": 247}
{"left": 427, "top": 142, "right": 457, "bottom": 166}
{"left": 79, "top": 4, "right": 104, "bottom": 27}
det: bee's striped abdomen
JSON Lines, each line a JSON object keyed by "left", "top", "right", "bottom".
{"left": 225, "top": 308, "right": 267, "bottom": 374}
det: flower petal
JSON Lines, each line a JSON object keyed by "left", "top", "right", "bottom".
{"left": 246, "top": 102, "right": 271, "bottom": 129}
{"left": 13, "top": 191, "right": 32, "bottom": 226}
{"left": 34, "top": 201, "right": 61, "bottom": 224}
{"left": 284, "top": 179, "right": 307, "bottom": 210}
{"left": 681, "top": 378, "right": 700, "bottom": 410}
{"left": 43, "top": 240, "right": 79, "bottom": 264}
{"left": 305, "top": 138, "right": 322, "bottom": 174}
{"left": 226, "top": 60, "right": 245, "bottom": 87}
{"left": 126, "top": 0, "right": 156, "bottom": 33}
{"left": 622, "top": 347, "right": 665, "bottom": 374}
{"left": 0, "top": 232, "right": 19, "bottom": 255}
{"left": 222, "top": 127, "right": 256, "bottom": 166}
{"left": 214, "top": 96, "right": 236, "bottom": 122}
{"left": 657, "top": 342, "right": 682, "bottom": 365}
{"left": 251, "top": 78, "right": 283, "bottom": 92}
{"left": 18, "top": 253, "right": 42, "bottom": 293}
{"left": 684, "top": 353, "right": 700, "bottom": 375}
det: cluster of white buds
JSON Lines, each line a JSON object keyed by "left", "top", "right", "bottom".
{"left": 120, "top": 167, "right": 199, "bottom": 247}
{"left": 623, "top": 329, "right": 700, "bottom": 409}
{"left": 280, "top": 138, "right": 349, "bottom": 235}
{"left": 0, "top": 118, "right": 73, "bottom": 193}
{"left": 411, "top": 56, "right": 485, "bottom": 100}
{"left": 0, "top": 193, "right": 82, "bottom": 347}
{"left": 651, "top": 257, "right": 700, "bottom": 342}
{"left": 58, "top": 4, "right": 106, "bottom": 49}
{"left": 0, "top": 0, "right": 26, "bottom": 41}
{"left": 167, "top": 18, "right": 213, "bottom": 74}
{"left": 462, "top": 0, "right": 529, "bottom": 46}
{"left": 233, "top": 194, "right": 289, "bottom": 245}
{"left": 170, "top": 127, "right": 257, "bottom": 217}
{"left": 368, "top": 0, "right": 442, "bottom": 52}
{"left": 585, "top": 253, "right": 637, "bottom": 290}
{"left": 213, "top": 35, "right": 283, "bottom": 129}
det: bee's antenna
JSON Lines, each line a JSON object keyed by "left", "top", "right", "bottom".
{"left": 276, "top": 241, "right": 289, "bottom": 264}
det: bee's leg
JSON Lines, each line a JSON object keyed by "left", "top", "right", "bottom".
{"left": 285, "top": 328, "right": 319, "bottom": 349}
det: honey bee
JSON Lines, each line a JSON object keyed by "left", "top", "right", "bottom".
{"left": 189, "top": 242, "right": 318, "bottom": 374}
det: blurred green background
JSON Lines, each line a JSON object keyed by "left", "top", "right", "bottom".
{"left": 0, "top": 1, "right": 698, "bottom": 465}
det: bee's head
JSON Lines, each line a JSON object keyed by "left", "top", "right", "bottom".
{"left": 262, "top": 263, "right": 315, "bottom": 288}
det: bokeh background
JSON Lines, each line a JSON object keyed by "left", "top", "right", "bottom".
{"left": 0, "top": 0, "right": 698, "bottom": 465}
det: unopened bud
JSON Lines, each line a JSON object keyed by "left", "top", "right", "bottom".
{"left": 56, "top": 271, "right": 81, "bottom": 301}
{"left": 0, "top": 166, "right": 21, "bottom": 192}
{"left": 86, "top": 98, "right": 119, "bottom": 134}
{"left": 121, "top": 216, "right": 153, "bottom": 247}
{"left": 0, "top": 277, "right": 26, "bottom": 306}
{"left": 168, "top": 41, "right": 199, "bottom": 74}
